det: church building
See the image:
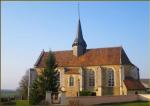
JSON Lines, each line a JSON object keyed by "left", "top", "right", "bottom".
{"left": 31, "top": 19, "right": 145, "bottom": 97}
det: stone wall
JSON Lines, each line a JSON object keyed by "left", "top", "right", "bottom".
{"left": 122, "top": 81, "right": 127, "bottom": 95}
{"left": 127, "top": 90, "right": 146, "bottom": 95}
{"left": 64, "top": 74, "right": 80, "bottom": 97}
{"left": 35, "top": 65, "right": 123, "bottom": 97}
{"left": 35, "top": 68, "right": 44, "bottom": 75}
{"left": 29, "top": 68, "right": 37, "bottom": 87}
{"left": 66, "top": 95, "right": 139, "bottom": 106}
{"left": 101, "top": 65, "right": 121, "bottom": 95}
{"left": 138, "top": 94, "right": 150, "bottom": 101}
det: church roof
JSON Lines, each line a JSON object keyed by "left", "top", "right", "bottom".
{"left": 124, "top": 77, "right": 145, "bottom": 90}
{"left": 35, "top": 47, "right": 132, "bottom": 68}
{"left": 140, "top": 79, "right": 150, "bottom": 88}
{"left": 72, "top": 19, "right": 87, "bottom": 48}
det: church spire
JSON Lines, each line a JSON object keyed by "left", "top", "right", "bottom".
{"left": 72, "top": 2, "right": 87, "bottom": 57}
{"left": 72, "top": 19, "right": 87, "bottom": 48}
{"left": 72, "top": 19, "right": 87, "bottom": 56}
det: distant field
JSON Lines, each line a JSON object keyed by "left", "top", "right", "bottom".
{"left": 1, "top": 92, "right": 16, "bottom": 97}
{"left": 1, "top": 90, "right": 18, "bottom": 97}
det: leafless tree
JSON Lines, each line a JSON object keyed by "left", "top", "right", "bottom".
{"left": 17, "top": 70, "right": 29, "bottom": 99}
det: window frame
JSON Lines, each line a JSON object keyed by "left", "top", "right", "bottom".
{"left": 107, "top": 69, "right": 114, "bottom": 87}
{"left": 57, "top": 71, "right": 60, "bottom": 86}
{"left": 69, "top": 76, "right": 74, "bottom": 86}
{"left": 89, "top": 70, "right": 95, "bottom": 86}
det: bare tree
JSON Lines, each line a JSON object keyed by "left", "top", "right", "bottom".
{"left": 17, "top": 70, "right": 29, "bottom": 99}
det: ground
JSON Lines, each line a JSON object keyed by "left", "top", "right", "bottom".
{"left": 97, "top": 101, "right": 150, "bottom": 106}
{"left": 16, "top": 100, "right": 29, "bottom": 106}
{"left": 1, "top": 100, "right": 150, "bottom": 106}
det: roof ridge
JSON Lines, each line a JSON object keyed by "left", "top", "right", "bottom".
{"left": 87, "top": 46, "right": 122, "bottom": 50}
{"left": 44, "top": 46, "right": 122, "bottom": 53}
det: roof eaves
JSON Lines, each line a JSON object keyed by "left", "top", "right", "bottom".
{"left": 120, "top": 46, "right": 122, "bottom": 65}
{"left": 34, "top": 50, "right": 45, "bottom": 67}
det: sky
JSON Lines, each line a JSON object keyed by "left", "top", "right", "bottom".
{"left": 1, "top": 2, "right": 149, "bottom": 90}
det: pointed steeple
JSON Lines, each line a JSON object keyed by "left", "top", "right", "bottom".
{"left": 72, "top": 19, "right": 87, "bottom": 56}
{"left": 72, "top": 19, "right": 87, "bottom": 48}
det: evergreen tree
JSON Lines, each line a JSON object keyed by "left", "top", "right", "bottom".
{"left": 30, "top": 51, "right": 59, "bottom": 104}
{"left": 30, "top": 79, "right": 43, "bottom": 105}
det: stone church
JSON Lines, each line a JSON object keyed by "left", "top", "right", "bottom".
{"left": 30, "top": 19, "right": 145, "bottom": 97}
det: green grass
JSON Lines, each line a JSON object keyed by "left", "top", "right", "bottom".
{"left": 97, "top": 101, "right": 150, "bottom": 106}
{"left": 16, "top": 100, "right": 30, "bottom": 106}
{"left": 2, "top": 101, "right": 16, "bottom": 105}
{"left": 13, "top": 100, "right": 150, "bottom": 106}
{"left": 112, "top": 101, "right": 150, "bottom": 106}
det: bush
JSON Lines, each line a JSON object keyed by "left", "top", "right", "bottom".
{"left": 1, "top": 97, "right": 9, "bottom": 102}
{"left": 79, "top": 90, "right": 91, "bottom": 96}
{"left": 91, "top": 92, "right": 96, "bottom": 96}
{"left": 2, "top": 101, "right": 16, "bottom": 105}
{"left": 79, "top": 90, "right": 96, "bottom": 96}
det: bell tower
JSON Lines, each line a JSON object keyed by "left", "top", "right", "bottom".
{"left": 72, "top": 19, "right": 87, "bottom": 56}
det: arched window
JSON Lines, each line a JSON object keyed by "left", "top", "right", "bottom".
{"left": 89, "top": 70, "right": 95, "bottom": 86}
{"left": 69, "top": 76, "right": 74, "bottom": 86}
{"left": 107, "top": 69, "right": 114, "bottom": 87}
{"left": 57, "top": 72, "right": 60, "bottom": 86}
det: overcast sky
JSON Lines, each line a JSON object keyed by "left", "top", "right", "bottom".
{"left": 1, "top": 1, "right": 149, "bottom": 90}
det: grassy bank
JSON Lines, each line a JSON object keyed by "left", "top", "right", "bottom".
{"left": 97, "top": 101, "right": 150, "bottom": 106}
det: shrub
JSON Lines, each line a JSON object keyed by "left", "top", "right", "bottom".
{"left": 79, "top": 90, "right": 96, "bottom": 96}
{"left": 79, "top": 90, "right": 91, "bottom": 96}
{"left": 1, "top": 97, "right": 9, "bottom": 102}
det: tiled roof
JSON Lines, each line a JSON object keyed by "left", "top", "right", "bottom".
{"left": 35, "top": 47, "right": 132, "bottom": 68}
{"left": 124, "top": 77, "right": 145, "bottom": 90}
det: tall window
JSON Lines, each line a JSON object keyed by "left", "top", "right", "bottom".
{"left": 108, "top": 69, "right": 114, "bottom": 87}
{"left": 89, "top": 70, "right": 95, "bottom": 86}
{"left": 57, "top": 72, "right": 60, "bottom": 86}
{"left": 69, "top": 76, "right": 74, "bottom": 86}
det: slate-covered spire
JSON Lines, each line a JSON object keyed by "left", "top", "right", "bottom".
{"left": 72, "top": 19, "right": 87, "bottom": 48}
{"left": 72, "top": 19, "right": 87, "bottom": 56}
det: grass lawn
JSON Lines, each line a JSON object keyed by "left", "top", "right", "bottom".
{"left": 16, "top": 100, "right": 30, "bottom": 106}
{"left": 13, "top": 100, "right": 150, "bottom": 106}
{"left": 97, "top": 101, "right": 150, "bottom": 106}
